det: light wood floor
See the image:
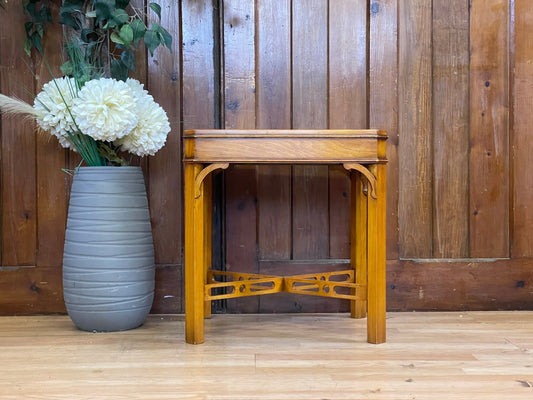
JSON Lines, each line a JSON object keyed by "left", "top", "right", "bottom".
{"left": 0, "top": 312, "right": 532, "bottom": 399}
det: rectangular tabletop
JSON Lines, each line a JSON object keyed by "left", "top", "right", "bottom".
{"left": 184, "top": 129, "right": 387, "bottom": 164}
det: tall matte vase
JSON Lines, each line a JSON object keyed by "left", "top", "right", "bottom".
{"left": 62, "top": 166, "right": 155, "bottom": 332}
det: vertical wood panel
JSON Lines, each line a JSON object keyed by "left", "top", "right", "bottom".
{"left": 328, "top": 0, "right": 367, "bottom": 259}
{"left": 257, "top": 166, "right": 291, "bottom": 260}
{"left": 432, "top": 0, "right": 470, "bottom": 258}
{"left": 0, "top": 3, "right": 37, "bottom": 266}
{"left": 398, "top": 0, "right": 433, "bottom": 258}
{"left": 182, "top": 0, "right": 216, "bottom": 130}
{"left": 129, "top": 0, "right": 149, "bottom": 84}
{"left": 256, "top": 0, "right": 292, "bottom": 261}
{"left": 469, "top": 0, "right": 509, "bottom": 258}
{"left": 181, "top": 0, "right": 219, "bottom": 312}
{"left": 369, "top": 0, "right": 399, "bottom": 260}
{"left": 511, "top": 0, "right": 533, "bottom": 258}
{"left": 223, "top": 0, "right": 255, "bottom": 129}
{"left": 329, "top": 0, "right": 367, "bottom": 130}
{"left": 35, "top": 1, "right": 68, "bottom": 267}
{"left": 147, "top": 2, "right": 181, "bottom": 265}
{"left": 327, "top": 166, "right": 351, "bottom": 258}
{"left": 223, "top": 0, "right": 258, "bottom": 312}
{"left": 292, "top": 0, "right": 329, "bottom": 260}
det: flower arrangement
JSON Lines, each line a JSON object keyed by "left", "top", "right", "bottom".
{"left": 0, "top": 76, "right": 170, "bottom": 166}
{"left": 0, "top": 0, "right": 172, "bottom": 166}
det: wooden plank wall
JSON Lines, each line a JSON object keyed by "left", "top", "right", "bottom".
{"left": 0, "top": 0, "right": 532, "bottom": 315}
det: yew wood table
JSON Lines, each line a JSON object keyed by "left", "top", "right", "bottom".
{"left": 183, "top": 129, "right": 387, "bottom": 344}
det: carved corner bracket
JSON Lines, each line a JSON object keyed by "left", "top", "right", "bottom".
{"left": 343, "top": 163, "right": 378, "bottom": 199}
{"left": 194, "top": 163, "right": 230, "bottom": 198}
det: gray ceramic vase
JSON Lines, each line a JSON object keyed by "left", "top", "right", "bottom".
{"left": 62, "top": 166, "right": 155, "bottom": 332}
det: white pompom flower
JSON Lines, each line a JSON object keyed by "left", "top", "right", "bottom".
{"left": 125, "top": 77, "right": 149, "bottom": 98}
{"left": 33, "top": 77, "right": 78, "bottom": 149}
{"left": 114, "top": 79, "right": 170, "bottom": 156}
{"left": 72, "top": 78, "right": 138, "bottom": 142}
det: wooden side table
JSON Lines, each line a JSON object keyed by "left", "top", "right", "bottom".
{"left": 183, "top": 129, "right": 387, "bottom": 344}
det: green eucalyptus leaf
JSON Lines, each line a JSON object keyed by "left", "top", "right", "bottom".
{"left": 153, "top": 23, "right": 172, "bottom": 51}
{"left": 24, "top": 21, "right": 34, "bottom": 35}
{"left": 86, "top": 10, "right": 97, "bottom": 18}
{"left": 111, "top": 59, "right": 128, "bottom": 81}
{"left": 94, "top": 0, "right": 115, "bottom": 23}
{"left": 119, "top": 24, "right": 133, "bottom": 46}
{"left": 36, "top": 3, "right": 52, "bottom": 23}
{"left": 60, "top": 61, "right": 74, "bottom": 75}
{"left": 25, "top": 3, "right": 36, "bottom": 18}
{"left": 144, "top": 29, "right": 158, "bottom": 56}
{"left": 23, "top": 38, "right": 32, "bottom": 57}
{"left": 59, "top": 12, "right": 80, "bottom": 29}
{"left": 110, "top": 31, "right": 125, "bottom": 45}
{"left": 60, "top": 0, "right": 85, "bottom": 15}
{"left": 30, "top": 33, "right": 43, "bottom": 54}
{"left": 111, "top": 9, "right": 129, "bottom": 25}
{"left": 121, "top": 50, "right": 136, "bottom": 71}
{"left": 149, "top": 3, "right": 162, "bottom": 19}
{"left": 105, "top": 20, "right": 117, "bottom": 29}
{"left": 79, "top": 73, "right": 91, "bottom": 87}
{"left": 130, "top": 19, "right": 146, "bottom": 42}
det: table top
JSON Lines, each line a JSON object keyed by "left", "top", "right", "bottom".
{"left": 183, "top": 129, "right": 387, "bottom": 164}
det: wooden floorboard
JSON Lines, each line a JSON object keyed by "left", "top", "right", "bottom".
{"left": 0, "top": 312, "right": 532, "bottom": 399}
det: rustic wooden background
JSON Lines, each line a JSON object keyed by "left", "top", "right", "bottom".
{"left": 0, "top": 0, "right": 531, "bottom": 315}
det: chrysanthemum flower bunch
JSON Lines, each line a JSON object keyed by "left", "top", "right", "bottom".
{"left": 0, "top": 0, "right": 173, "bottom": 166}
{"left": 0, "top": 76, "right": 170, "bottom": 166}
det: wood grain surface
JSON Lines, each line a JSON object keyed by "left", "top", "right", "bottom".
{"left": 370, "top": 0, "right": 399, "bottom": 260}
{"left": 398, "top": 0, "right": 433, "bottom": 259}
{"left": 511, "top": 0, "right": 533, "bottom": 258}
{"left": 146, "top": 0, "right": 181, "bottom": 265}
{"left": 223, "top": 0, "right": 259, "bottom": 313}
{"left": 292, "top": 0, "right": 329, "bottom": 260}
{"left": 1, "top": 312, "right": 533, "bottom": 399}
{"left": 432, "top": 0, "right": 470, "bottom": 258}
{"left": 469, "top": 0, "right": 510, "bottom": 258}
{"left": 328, "top": 0, "right": 367, "bottom": 259}
{"left": 1, "top": 1, "right": 531, "bottom": 314}
{"left": 256, "top": 0, "right": 292, "bottom": 261}
{"left": 0, "top": 1, "right": 37, "bottom": 266}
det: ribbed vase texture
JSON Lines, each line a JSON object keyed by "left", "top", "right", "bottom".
{"left": 63, "top": 166, "right": 155, "bottom": 332}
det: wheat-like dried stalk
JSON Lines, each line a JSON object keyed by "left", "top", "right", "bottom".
{"left": 0, "top": 94, "right": 38, "bottom": 118}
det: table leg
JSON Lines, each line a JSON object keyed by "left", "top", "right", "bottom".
{"left": 367, "top": 163, "right": 386, "bottom": 344}
{"left": 185, "top": 163, "right": 206, "bottom": 344}
{"left": 203, "top": 174, "right": 213, "bottom": 319}
{"left": 351, "top": 172, "right": 367, "bottom": 318}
